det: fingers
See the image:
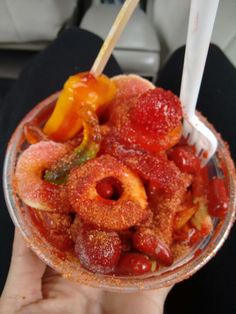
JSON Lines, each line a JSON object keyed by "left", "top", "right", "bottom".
{"left": 1, "top": 229, "right": 46, "bottom": 309}
{"left": 17, "top": 300, "right": 60, "bottom": 314}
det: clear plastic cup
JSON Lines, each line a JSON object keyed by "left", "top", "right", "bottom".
{"left": 3, "top": 93, "right": 236, "bottom": 291}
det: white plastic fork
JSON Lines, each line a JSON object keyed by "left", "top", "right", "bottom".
{"left": 180, "top": 0, "right": 219, "bottom": 166}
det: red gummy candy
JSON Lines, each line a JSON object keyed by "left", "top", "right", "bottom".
{"left": 130, "top": 88, "right": 182, "bottom": 135}
{"left": 109, "top": 88, "right": 183, "bottom": 153}
{"left": 133, "top": 229, "right": 174, "bottom": 266}
{"left": 116, "top": 253, "right": 152, "bottom": 275}
{"left": 75, "top": 226, "right": 121, "bottom": 274}
{"left": 96, "top": 177, "right": 123, "bottom": 200}
{"left": 102, "top": 134, "right": 185, "bottom": 193}
{"left": 173, "top": 224, "right": 201, "bottom": 245}
{"left": 207, "top": 177, "right": 228, "bottom": 218}
{"left": 29, "top": 208, "right": 74, "bottom": 251}
{"left": 168, "top": 145, "right": 201, "bottom": 174}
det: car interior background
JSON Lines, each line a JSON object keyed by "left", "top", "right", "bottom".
{"left": 0, "top": 0, "right": 235, "bottom": 78}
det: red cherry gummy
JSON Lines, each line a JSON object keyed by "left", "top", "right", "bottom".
{"left": 109, "top": 88, "right": 182, "bottom": 153}
{"left": 96, "top": 177, "right": 123, "bottom": 200}
{"left": 133, "top": 230, "right": 173, "bottom": 266}
{"left": 116, "top": 253, "right": 152, "bottom": 275}
{"left": 75, "top": 226, "right": 121, "bottom": 274}
{"left": 207, "top": 177, "right": 228, "bottom": 218}
{"left": 129, "top": 88, "right": 183, "bottom": 135}
{"left": 168, "top": 145, "right": 201, "bottom": 174}
{"left": 96, "top": 178, "right": 114, "bottom": 199}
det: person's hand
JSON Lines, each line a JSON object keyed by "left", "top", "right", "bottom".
{"left": 0, "top": 229, "right": 172, "bottom": 314}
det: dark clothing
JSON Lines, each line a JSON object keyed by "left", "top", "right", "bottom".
{"left": 0, "top": 28, "right": 235, "bottom": 314}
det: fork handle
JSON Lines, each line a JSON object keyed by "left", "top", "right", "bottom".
{"left": 180, "top": 0, "right": 219, "bottom": 118}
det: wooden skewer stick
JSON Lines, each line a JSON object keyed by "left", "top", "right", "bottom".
{"left": 91, "top": 0, "right": 140, "bottom": 77}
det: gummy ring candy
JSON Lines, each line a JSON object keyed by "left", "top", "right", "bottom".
{"left": 67, "top": 155, "right": 148, "bottom": 230}
{"left": 15, "top": 141, "right": 73, "bottom": 212}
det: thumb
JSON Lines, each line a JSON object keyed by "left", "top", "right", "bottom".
{"left": 1, "top": 229, "right": 46, "bottom": 309}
